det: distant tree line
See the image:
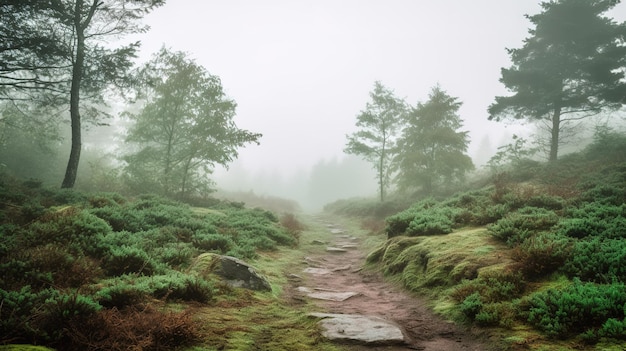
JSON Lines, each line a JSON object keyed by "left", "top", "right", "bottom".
{"left": 347, "top": 0, "right": 626, "bottom": 201}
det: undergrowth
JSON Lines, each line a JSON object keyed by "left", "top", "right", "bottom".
{"left": 353, "top": 129, "right": 626, "bottom": 347}
{"left": 0, "top": 179, "right": 303, "bottom": 349}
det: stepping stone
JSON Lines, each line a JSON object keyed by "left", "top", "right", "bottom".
{"left": 309, "top": 313, "right": 405, "bottom": 345}
{"left": 303, "top": 256, "right": 326, "bottom": 267}
{"left": 326, "top": 247, "right": 348, "bottom": 253}
{"left": 330, "top": 228, "right": 345, "bottom": 234}
{"left": 311, "top": 239, "right": 326, "bottom": 245}
{"left": 308, "top": 291, "right": 360, "bottom": 301}
{"left": 332, "top": 265, "right": 351, "bottom": 272}
{"left": 303, "top": 267, "right": 332, "bottom": 275}
{"left": 296, "top": 287, "right": 360, "bottom": 301}
{"left": 337, "top": 244, "right": 358, "bottom": 249}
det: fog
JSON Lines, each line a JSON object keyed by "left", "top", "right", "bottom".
{"left": 119, "top": 0, "right": 624, "bottom": 209}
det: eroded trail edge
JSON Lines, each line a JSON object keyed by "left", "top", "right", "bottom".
{"left": 287, "top": 216, "right": 491, "bottom": 351}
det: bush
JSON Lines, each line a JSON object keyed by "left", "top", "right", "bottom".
{"left": 511, "top": 232, "right": 571, "bottom": 279}
{"left": 525, "top": 279, "right": 626, "bottom": 338}
{"left": 563, "top": 237, "right": 626, "bottom": 283}
{"left": 103, "top": 246, "right": 157, "bottom": 276}
{"left": 22, "top": 207, "right": 111, "bottom": 257}
{"left": 488, "top": 207, "right": 559, "bottom": 246}
{"left": 385, "top": 199, "right": 459, "bottom": 238}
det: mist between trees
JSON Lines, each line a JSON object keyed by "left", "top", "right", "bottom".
{"left": 1, "top": 0, "right": 626, "bottom": 210}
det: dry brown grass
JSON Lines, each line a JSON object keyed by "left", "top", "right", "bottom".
{"left": 62, "top": 305, "right": 200, "bottom": 351}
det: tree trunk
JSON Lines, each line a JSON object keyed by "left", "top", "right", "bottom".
{"left": 549, "top": 107, "right": 561, "bottom": 162}
{"left": 378, "top": 161, "right": 384, "bottom": 202}
{"left": 61, "top": 1, "right": 87, "bottom": 189}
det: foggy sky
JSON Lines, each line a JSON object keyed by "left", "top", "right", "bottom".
{"left": 132, "top": 1, "right": 625, "bottom": 180}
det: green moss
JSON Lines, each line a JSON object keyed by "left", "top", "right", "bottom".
{"left": 0, "top": 346, "right": 56, "bottom": 351}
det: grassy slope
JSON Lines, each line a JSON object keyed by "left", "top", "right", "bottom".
{"left": 326, "top": 131, "right": 626, "bottom": 350}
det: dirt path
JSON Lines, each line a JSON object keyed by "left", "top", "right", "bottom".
{"left": 287, "top": 217, "right": 494, "bottom": 351}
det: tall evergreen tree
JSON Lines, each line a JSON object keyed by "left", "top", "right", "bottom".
{"left": 394, "top": 86, "right": 473, "bottom": 194}
{"left": 489, "top": 0, "right": 626, "bottom": 161}
{"left": 344, "top": 81, "right": 406, "bottom": 201}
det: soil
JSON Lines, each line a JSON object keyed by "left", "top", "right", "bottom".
{"left": 285, "top": 218, "right": 497, "bottom": 351}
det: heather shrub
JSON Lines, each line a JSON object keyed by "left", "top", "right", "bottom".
{"left": 386, "top": 199, "right": 438, "bottom": 238}
{"left": 452, "top": 270, "right": 526, "bottom": 303}
{"left": 386, "top": 199, "right": 459, "bottom": 238}
{"left": 0, "top": 287, "right": 59, "bottom": 343}
{"left": 192, "top": 231, "right": 234, "bottom": 253}
{"left": 556, "top": 203, "right": 626, "bottom": 239}
{"left": 563, "top": 237, "right": 626, "bottom": 283}
{"left": 22, "top": 207, "right": 111, "bottom": 257}
{"left": 525, "top": 279, "right": 626, "bottom": 339}
{"left": 511, "top": 232, "right": 571, "bottom": 279}
{"left": 488, "top": 207, "right": 559, "bottom": 246}
{"left": 103, "top": 246, "right": 158, "bottom": 276}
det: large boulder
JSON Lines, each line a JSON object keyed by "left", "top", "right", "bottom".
{"left": 191, "top": 253, "right": 272, "bottom": 291}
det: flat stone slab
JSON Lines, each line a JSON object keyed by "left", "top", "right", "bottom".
{"left": 326, "top": 247, "right": 348, "bottom": 253}
{"left": 303, "top": 267, "right": 332, "bottom": 275}
{"left": 309, "top": 313, "right": 405, "bottom": 345}
{"left": 297, "top": 287, "right": 360, "bottom": 301}
{"left": 330, "top": 228, "right": 345, "bottom": 234}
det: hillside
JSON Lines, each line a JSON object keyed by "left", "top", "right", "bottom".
{"left": 325, "top": 129, "right": 626, "bottom": 350}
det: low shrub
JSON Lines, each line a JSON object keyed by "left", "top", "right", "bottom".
{"left": 488, "top": 207, "right": 559, "bottom": 246}
{"left": 525, "top": 279, "right": 626, "bottom": 339}
{"left": 511, "top": 232, "right": 571, "bottom": 279}
{"left": 103, "top": 246, "right": 157, "bottom": 276}
{"left": 563, "top": 237, "right": 626, "bottom": 283}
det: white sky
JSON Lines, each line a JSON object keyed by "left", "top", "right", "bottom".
{"left": 132, "top": 1, "right": 625, "bottom": 177}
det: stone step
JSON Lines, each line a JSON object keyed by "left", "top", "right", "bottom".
{"left": 309, "top": 313, "right": 406, "bottom": 345}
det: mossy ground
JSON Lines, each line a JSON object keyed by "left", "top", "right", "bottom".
{"left": 181, "top": 214, "right": 343, "bottom": 351}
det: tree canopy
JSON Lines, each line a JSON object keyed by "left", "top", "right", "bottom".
{"left": 344, "top": 81, "right": 406, "bottom": 201}
{"left": 488, "top": 0, "right": 626, "bottom": 161}
{"left": 0, "top": 0, "right": 165, "bottom": 188}
{"left": 123, "top": 48, "right": 262, "bottom": 199}
{"left": 394, "top": 85, "right": 473, "bottom": 194}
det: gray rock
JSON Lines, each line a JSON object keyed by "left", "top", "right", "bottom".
{"left": 308, "top": 291, "right": 361, "bottom": 301}
{"left": 330, "top": 228, "right": 345, "bottom": 234}
{"left": 309, "top": 313, "right": 405, "bottom": 345}
{"left": 297, "top": 287, "right": 360, "bottom": 301}
{"left": 191, "top": 253, "right": 272, "bottom": 291}
{"left": 303, "top": 267, "right": 332, "bottom": 275}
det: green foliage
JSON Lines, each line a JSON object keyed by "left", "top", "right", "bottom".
{"left": 123, "top": 47, "right": 261, "bottom": 200}
{"left": 564, "top": 237, "right": 626, "bottom": 283}
{"left": 103, "top": 246, "right": 158, "bottom": 276}
{"left": 525, "top": 279, "right": 626, "bottom": 339}
{"left": 20, "top": 207, "right": 111, "bottom": 258}
{"left": 512, "top": 232, "right": 571, "bottom": 278}
{"left": 97, "top": 273, "right": 214, "bottom": 306}
{"left": 488, "top": 207, "right": 559, "bottom": 246}
{"left": 394, "top": 85, "right": 474, "bottom": 194}
{"left": 345, "top": 81, "right": 406, "bottom": 201}
{"left": 0, "top": 287, "right": 101, "bottom": 344}
{"left": 488, "top": 0, "right": 626, "bottom": 161}
{"left": 486, "top": 135, "right": 540, "bottom": 174}
{"left": 460, "top": 292, "right": 483, "bottom": 319}
{"left": 556, "top": 202, "right": 626, "bottom": 239}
